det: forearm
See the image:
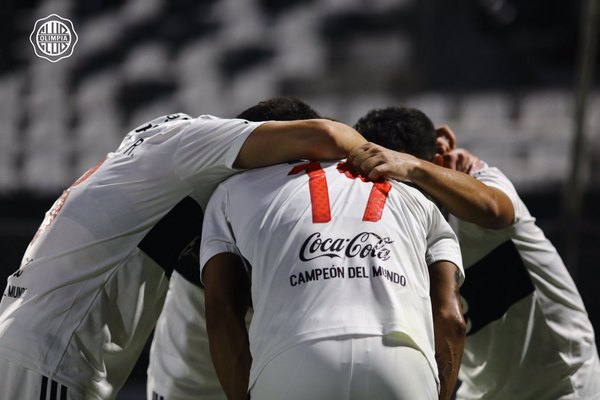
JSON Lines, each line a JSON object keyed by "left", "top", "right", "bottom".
{"left": 271, "top": 119, "right": 367, "bottom": 161}
{"left": 433, "top": 312, "right": 466, "bottom": 400}
{"left": 311, "top": 120, "right": 367, "bottom": 160}
{"left": 430, "top": 262, "right": 466, "bottom": 400}
{"left": 206, "top": 302, "right": 251, "bottom": 400}
{"left": 409, "top": 160, "right": 513, "bottom": 228}
{"left": 203, "top": 253, "right": 252, "bottom": 400}
{"left": 348, "top": 143, "right": 513, "bottom": 228}
{"left": 234, "top": 119, "right": 366, "bottom": 169}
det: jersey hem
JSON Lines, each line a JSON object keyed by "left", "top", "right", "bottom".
{"left": 0, "top": 351, "right": 94, "bottom": 397}
{"left": 249, "top": 325, "right": 439, "bottom": 390}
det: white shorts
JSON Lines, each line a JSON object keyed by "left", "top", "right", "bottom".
{"left": 250, "top": 335, "right": 438, "bottom": 400}
{"left": 574, "top": 350, "right": 600, "bottom": 400}
{"left": 0, "top": 358, "right": 80, "bottom": 400}
{"left": 146, "top": 373, "right": 226, "bottom": 400}
{"left": 147, "top": 274, "right": 253, "bottom": 400}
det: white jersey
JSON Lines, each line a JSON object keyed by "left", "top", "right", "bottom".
{"left": 454, "top": 164, "right": 600, "bottom": 400}
{"left": 148, "top": 272, "right": 252, "bottom": 400}
{"left": 147, "top": 273, "right": 221, "bottom": 400}
{"left": 0, "top": 114, "right": 264, "bottom": 398}
{"left": 200, "top": 160, "right": 464, "bottom": 389}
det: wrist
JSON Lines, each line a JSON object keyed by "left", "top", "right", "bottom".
{"left": 406, "top": 157, "right": 430, "bottom": 182}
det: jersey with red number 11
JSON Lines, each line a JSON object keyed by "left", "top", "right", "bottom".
{"left": 288, "top": 161, "right": 391, "bottom": 224}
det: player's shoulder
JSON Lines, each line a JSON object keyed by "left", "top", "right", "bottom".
{"left": 136, "top": 113, "right": 194, "bottom": 129}
{"left": 125, "top": 113, "right": 236, "bottom": 135}
{"left": 390, "top": 180, "right": 431, "bottom": 202}
{"left": 223, "top": 159, "right": 337, "bottom": 192}
{"left": 472, "top": 163, "right": 520, "bottom": 199}
{"left": 195, "top": 114, "right": 224, "bottom": 120}
{"left": 388, "top": 180, "right": 442, "bottom": 219}
{"left": 219, "top": 160, "right": 292, "bottom": 188}
{"left": 250, "top": 160, "right": 322, "bottom": 176}
{"left": 120, "top": 113, "right": 192, "bottom": 137}
{"left": 471, "top": 163, "right": 512, "bottom": 185}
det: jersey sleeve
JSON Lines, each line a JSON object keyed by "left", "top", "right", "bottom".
{"left": 199, "top": 182, "right": 240, "bottom": 284}
{"left": 173, "top": 116, "right": 265, "bottom": 182}
{"left": 471, "top": 163, "right": 521, "bottom": 222}
{"left": 425, "top": 202, "right": 465, "bottom": 285}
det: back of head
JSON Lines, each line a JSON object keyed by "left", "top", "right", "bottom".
{"left": 236, "top": 96, "right": 320, "bottom": 122}
{"left": 354, "top": 107, "right": 436, "bottom": 161}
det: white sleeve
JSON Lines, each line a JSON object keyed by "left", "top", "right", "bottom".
{"left": 471, "top": 164, "right": 521, "bottom": 221}
{"left": 173, "top": 116, "right": 265, "bottom": 182}
{"left": 199, "top": 183, "right": 240, "bottom": 284}
{"left": 425, "top": 202, "right": 465, "bottom": 285}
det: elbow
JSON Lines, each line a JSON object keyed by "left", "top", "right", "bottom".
{"left": 302, "top": 119, "right": 363, "bottom": 160}
{"left": 303, "top": 119, "right": 345, "bottom": 160}
{"left": 482, "top": 201, "right": 514, "bottom": 229}
{"left": 478, "top": 187, "right": 515, "bottom": 229}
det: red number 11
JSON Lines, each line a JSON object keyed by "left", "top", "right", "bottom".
{"left": 288, "top": 161, "right": 391, "bottom": 223}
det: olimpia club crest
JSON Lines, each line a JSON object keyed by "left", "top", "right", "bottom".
{"left": 30, "top": 14, "right": 78, "bottom": 62}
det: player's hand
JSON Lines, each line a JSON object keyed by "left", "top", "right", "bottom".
{"left": 441, "top": 148, "right": 483, "bottom": 174}
{"left": 347, "top": 142, "right": 420, "bottom": 181}
{"left": 435, "top": 125, "right": 457, "bottom": 155}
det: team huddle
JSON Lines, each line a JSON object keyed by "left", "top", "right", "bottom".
{"left": 0, "top": 97, "right": 599, "bottom": 400}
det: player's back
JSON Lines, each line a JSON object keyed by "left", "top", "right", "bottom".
{"left": 201, "top": 160, "right": 462, "bottom": 388}
{"left": 0, "top": 114, "right": 196, "bottom": 396}
{"left": 453, "top": 165, "right": 600, "bottom": 399}
{"left": 0, "top": 113, "right": 262, "bottom": 397}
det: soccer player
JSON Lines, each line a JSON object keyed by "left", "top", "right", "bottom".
{"left": 0, "top": 101, "right": 366, "bottom": 400}
{"left": 351, "top": 106, "right": 600, "bottom": 399}
{"left": 146, "top": 97, "right": 324, "bottom": 400}
{"left": 200, "top": 148, "right": 466, "bottom": 398}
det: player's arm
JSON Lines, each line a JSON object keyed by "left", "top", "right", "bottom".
{"left": 429, "top": 260, "right": 466, "bottom": 400}
{"left": 234, "top": 119, "right": 367, "bottom": 169}
{"left": 203, "top": 252, "right": 251, "bottom": 400}
{"left": 348, "top": 143, "right": 514, "bottom": 228}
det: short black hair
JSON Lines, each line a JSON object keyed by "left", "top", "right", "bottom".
{"left": 236, "top": 96, "right": 320, "bottom": 121}
{"left": 354, "top": 107, "right": 436, "bottom": 161}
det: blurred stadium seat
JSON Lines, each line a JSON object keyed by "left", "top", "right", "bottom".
{"left": 1, "top": 0, "right": 598, "bottom": 398}
{"left": 0, "top": 0, "right": 593, "bottom": 190}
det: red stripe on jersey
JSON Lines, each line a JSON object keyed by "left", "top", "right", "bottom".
{"left": 289, "top": 162, "right": 331, "bottom": 223}
{"left": 30, "top": 160, "right": 106, "bottom": 246}
{"left": 73, "top": 160, "right": 105, "bottom": 186}
{"left": 363, "top": 180, "right": 391, "bottom": 222}
{"left": 337, "top": 162, "right": 391, "bottom": 222}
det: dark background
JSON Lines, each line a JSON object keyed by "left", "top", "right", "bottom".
{"left": 1, "top": 0, "right": 599, "bottom": 397}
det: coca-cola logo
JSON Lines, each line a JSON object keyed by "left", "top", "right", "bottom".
{"left": 299, "top": 232, "right": 393, "bottom": 262}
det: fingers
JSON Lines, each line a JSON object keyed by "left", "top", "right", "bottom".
{"left": 348, "top": 142, "right": 416, "bottom": 181}
{"left": 443, "top": 149, "right": 479, "bottom": 173}
{"left": 348, "top": 143, "right": 390, "bottom": 180}
{"left": 443, "top": 153, "right": 458, "bottom": 170}
{"left": 456, "top": 152, "right": 468, "bottom": 173}
{"left": 435, "top": 125, "right": 457, "bottom": 151}
{"left": 456, "top": 149, "right": 480, "bottom": 173}
{"left": 436, "top": 137, "right": 451, "bottom": 155}
{"left": 347, "top": 143, "right": 386, "bottom": 177}
{"left": 356, "top": 154, "right": 387, "bottom": 180}
{"left": 347, "top": 143, "right": 382, "bottom": 166}
{"left": 367, "top": 164, "right": 389, "bottom": 181}
{"left": 432, "top": 153, "right": 446, "bottom": 167}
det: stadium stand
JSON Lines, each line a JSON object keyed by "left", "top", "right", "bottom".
{"left": 0, "top": 0, "right": 598, "bottom": 397}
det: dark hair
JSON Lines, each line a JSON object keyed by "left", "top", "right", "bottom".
{"left": 354, "top": 107, "right": 436, "bottom": 161}
{"left": 236, "top": 96, "right": 320, "bottom": 121}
